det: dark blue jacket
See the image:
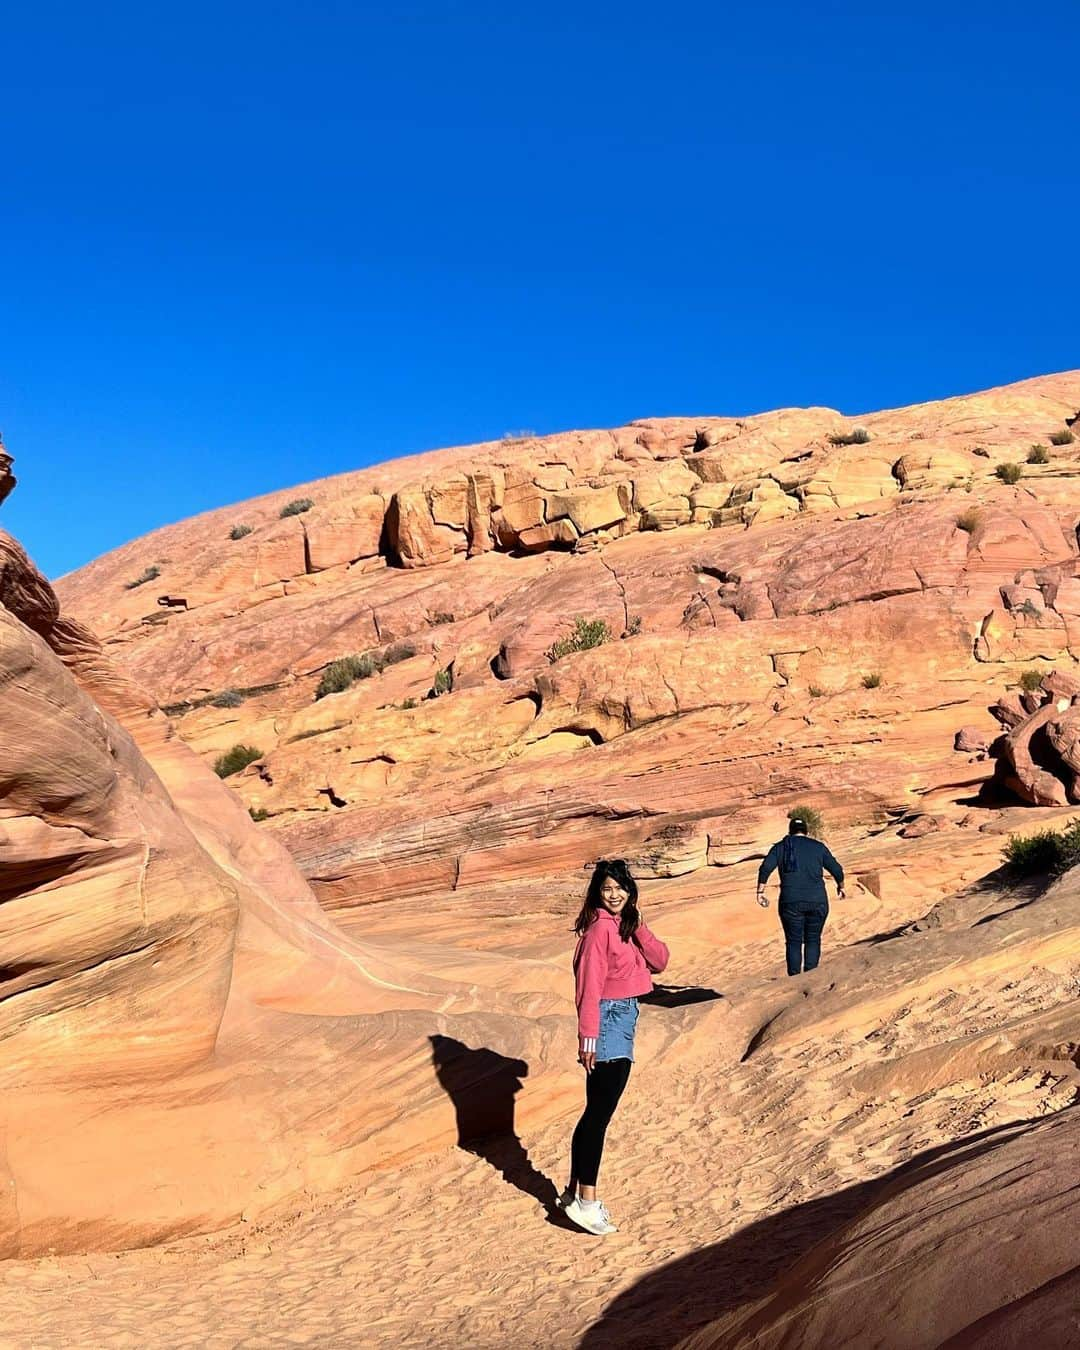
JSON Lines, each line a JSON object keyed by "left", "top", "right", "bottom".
{"left": 757, "top": 835, "right": 844, "bottom": 907}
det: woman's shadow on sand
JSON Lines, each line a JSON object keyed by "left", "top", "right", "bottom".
{"left": 430, "top": 1034, "right": 574, "bottom": 1223}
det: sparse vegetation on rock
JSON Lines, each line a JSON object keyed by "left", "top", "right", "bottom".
{"left": 229, "top": 524, "right": 253, "bottom": 540}
{"left": 211, "top": 689, "right": 244, "bottom": 708}
{"left": 862, "top": 672, "right": 883, "bottom": 689}
{"left": 788, "top": 804, "right": 825, "bottom": 837}
{"left": 1004, "top": 819, "right": 1080, "bottom": 875}
{"left": 317, "top": 656, "right": 370, "bottom": 699}
{"left": 432, "top": 666, "right": 453, "bottom": 696}
{"left": 1026, "top": 444, "right": 1050, "bottom": 464}
{"left": 808, "top": 686, "right": 826, "bottom": 698}
{"left": 214, "top": 744, "right": 263, "bottom": 778}
{"left": 623, "top": 615, "right": 643, "bottom": 637}
{"left": 996, "top": 462, "right": 1022, "bottom": 484}
{"left": 828, "top": 427, "right": 871, "bottom": 446}
{"left": 280, "top": 498, "right": 314, "bottom": 518}
{"left": 1048, "top": 428, "right": 1075, "bottom": 446}
{"left": 124, "top": 565, "right": 161, "bottom": 590}
{"left": 547, "top": 617, "right": 612, "bottom": 662}
{"left": 315, "top": 643, "right": 416, "bottom": 700}
{"left": 248, "top": 806, "right": 270, "bottom": 821}
{"left": 1019, "top": 669, "right": 1045, "bottom": 692}
{"left": 956, "top": 507, "right": 982, "bottom": 533}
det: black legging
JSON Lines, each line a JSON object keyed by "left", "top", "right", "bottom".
{"left": 570, "top": 1058, "right": 632, "bottom": 1187}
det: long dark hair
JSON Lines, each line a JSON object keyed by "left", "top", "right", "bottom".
{"left": 781, "top": 815, "right": 808, "bottom": 872}
{"left": 574, "top": 859, "right": 640, "bottom": 943}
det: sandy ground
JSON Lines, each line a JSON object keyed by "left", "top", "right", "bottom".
{"left": 4, "top": 868, "right": 1077, "bottom": 1350}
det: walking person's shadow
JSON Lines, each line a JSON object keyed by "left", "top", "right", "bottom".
{"left": 429, "top": 1035, "right": 561, "bottom": 1213}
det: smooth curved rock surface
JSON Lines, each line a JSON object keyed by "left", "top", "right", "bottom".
{"left": 678, "top": 1113, "right": 1080, "bottom": 1350}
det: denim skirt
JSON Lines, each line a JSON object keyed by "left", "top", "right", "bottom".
{"left": 596, "top": 996, "right": 639, "bottom": 1062}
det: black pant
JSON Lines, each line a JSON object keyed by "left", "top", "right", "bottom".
{"left": 570, "top": 1058, "right": 632, "bottom": 1187}
{"left": 780, "top": 900, "right": 828, "bottom": 975}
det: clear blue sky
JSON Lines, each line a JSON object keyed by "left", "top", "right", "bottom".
{"left": 2, "top": 2, "right": 1077, "bottom": 579}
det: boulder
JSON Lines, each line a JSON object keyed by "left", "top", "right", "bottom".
{"left": 304, "top": 495, "right": 385, "bottom": 571}
{"left": 385, "top": 485, "right": 466, "bottom": 567}
{"left": 954, "top": 725, "right": 990, "bottom": 753}
{"left": 894, "top": 446, "right": 974, "bottom": 490}
{"left": 994, "top": 701, "right": 1071, "bottom": 806}
{"left": 496, "top": 480, "right": 547, "bottom": 535}
{"left": 545, "top": 485, "right": 626, "bottom": 535}
{"left": 518, "top": 519, "right": 578, "bottom": 552}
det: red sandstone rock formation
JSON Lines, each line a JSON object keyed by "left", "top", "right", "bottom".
{"left": 0, "top": 464, "right": 572, "bottom": 1257}
{"left": 53, "top": 371, "right": 1080, "bottom": 919}
{"left": 3, "top": 378, "right": 1080, "bottom": 1343}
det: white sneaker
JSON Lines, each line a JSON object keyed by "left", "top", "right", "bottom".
{"left": 596, "top": 1201, "right": 618, "bottom": 1233}
{"left": 564, "top": 1197, "right": 618, "bottom": 1235}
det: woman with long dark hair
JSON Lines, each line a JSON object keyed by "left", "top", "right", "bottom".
{"left": 559, "top": 859, "right": 669, "bottom": 1235}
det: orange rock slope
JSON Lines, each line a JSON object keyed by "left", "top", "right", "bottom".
{"left": 55, "top": 369, "right": 1080, "bottom": 922}
{"left": 0, "top": 372, "right": 1077, "bottom": 1345}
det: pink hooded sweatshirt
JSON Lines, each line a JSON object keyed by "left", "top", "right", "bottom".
{"left": 574, "top": 909, "right": 670, "bottom": 1054}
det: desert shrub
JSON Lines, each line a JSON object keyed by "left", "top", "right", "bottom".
{"left": 827, "top": 427, "right": 871, "bottom": 447}
{"left": 124, "top": 565, "right": 161, "bottom": 590}
{"left": 212, "top": 689, "right": 244, "bottom": 708}
{"left": 808, "top": 686, "right": 826, "bottom": 698}
{"left": 314, "top": 643, "right": 415, "bottom": 700}
{"left": 400, "top": 697, "right": 418, "bottom": 710}
{"left": 623, "top": 615, "right": 643, "bottom": 637}
{"left": 214, "top": 744, "right": 263, "bottom": 778}
{"left": 501, "top": 428, "right": 536, "bottom": 444}
{"left": 995, "top": 462, "right": 1022, "bottom": 484}
{"left": 229, "top": 524, "right": 253, "bottom": 540}
{"left": 1049, "top": 429, "right": 1075, "bottom": 447}
{"left": 1004, "top": 819, "right": 1080, "bottom": 875}
{"left": 1019, "top": 669, "right": 1045, "bottom": 692}
{"left": 316, "top": 656, "right": 369, "bottom": 699}
{"left": 431, "top": 612, "right": 454, "bottom": 625}
{"left": 788, "top": 804, "right": 825, "bottom": 837}
{"left": 280, "top": 497, "right": 314, "bottom": 518}
{"left": 862, "top": 672, "right": 883, "bottom": 689}
{"left": 956, "top": 507, "right": 983, "bottom": 534}
{"left": 1026, "top": 444, "right": 1050, "bottom": 465}
{"left": 547, "top": 617, "right": 613, "bottom": 662}
{"left": 432, "top": 666, "right": 453, "bottom": 696}
{"left": 971, "top": 446, "right": 990, "bottom": 457}
{"left": 248, "top": 807, "right": 270, "bottom": 822}
{"left": 382, "top": 642, "right": 416, "bottom": 666}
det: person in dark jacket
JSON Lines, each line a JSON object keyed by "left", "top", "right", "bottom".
{"left": 756, "top": 817, "right": 845, "bottom": 975}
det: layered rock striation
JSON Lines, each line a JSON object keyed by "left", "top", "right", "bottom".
{"left": 54, "top": 371, "right": 1080, "bottom": 919}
